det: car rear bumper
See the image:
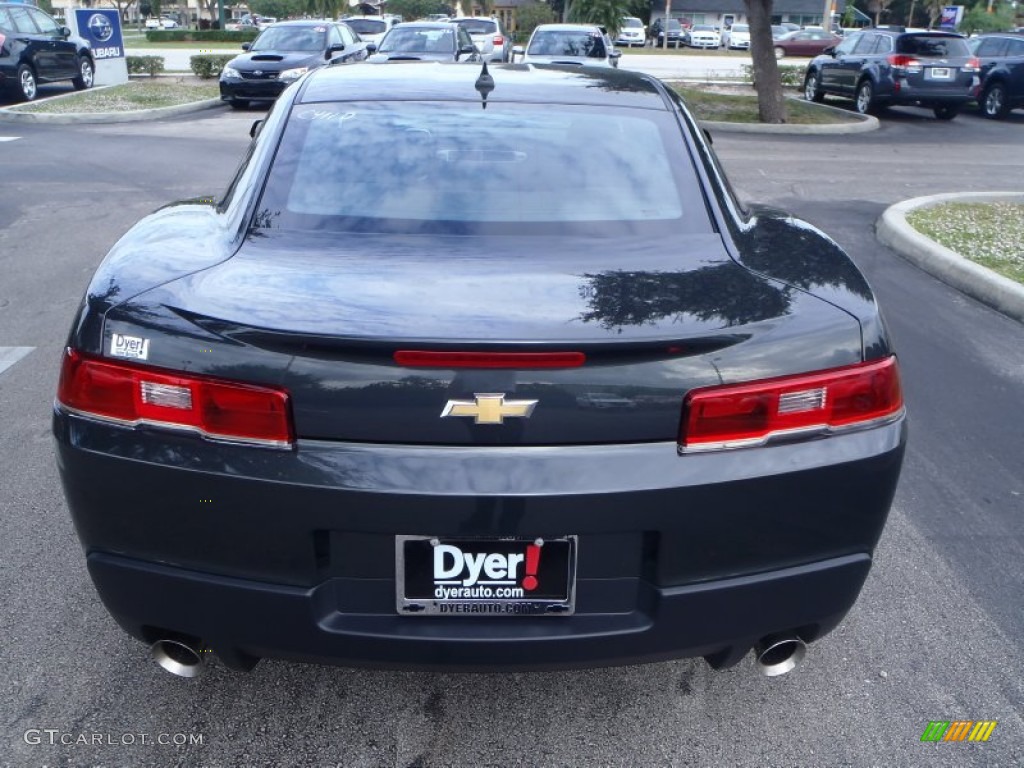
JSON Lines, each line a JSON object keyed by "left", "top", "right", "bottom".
{"left": 219, "top": 78, "right": 288, "bottom": 102}
{"left": 55, "top": 409, "right": 905, "bottom": 670}
{"left": 882, "top": 80, "right": 976, "bottom": 106}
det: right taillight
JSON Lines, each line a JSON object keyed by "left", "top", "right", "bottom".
{"left": 888, "top": 54, "right": 922, "bottom": 74}
{"left": 680, "top": 356, "right": 903, "bottom": 452}
{"left": 962, "top": 56, "right": 981, "bottom": 73}
{"left": 57, "top": 348, "right": 294, "bottom": 448}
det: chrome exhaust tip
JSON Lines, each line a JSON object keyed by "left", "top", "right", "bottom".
{"left": 754, "top": 634, "right": 807, "bottom": 677}
{"left": 151, "top": 638, "right": 205, "bottom": 678}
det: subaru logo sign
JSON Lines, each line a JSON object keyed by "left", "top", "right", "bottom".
{"left": 88, "top": 13, "right": 114, "bottom": 43}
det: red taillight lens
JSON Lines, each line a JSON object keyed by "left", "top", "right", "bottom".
{"left": 394, "top": 350, "right": 585, "bottom": 369}
{"left": 888, "top": 54, "right": 921, "bottom": 73}
{"left": 493, "top": 35, "right": 504, "bottom": 46}
{"left": 962, "top": 57, "right": 981, "bottom": 73}
{"left": 57, "top": 348, "right": 293, "bottom": 448}
{"left": 680, "top": 357, "right": 903, "bottom": 451}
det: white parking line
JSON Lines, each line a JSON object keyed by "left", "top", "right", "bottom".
{"left": 0, "top": 137, "right": 22, "bottom": 142}
{"left": 0, "top": 347, "right": 35, "bottom": 375}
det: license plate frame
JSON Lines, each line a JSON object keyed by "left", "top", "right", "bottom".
{"left": 396, "top": 535, "right": 577, "bottom": 617}
{"left": 927, "top": 67, "right": 952, "bottom": 80}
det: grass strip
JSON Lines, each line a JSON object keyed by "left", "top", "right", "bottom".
{"left": 669, "top": 85, "right": 860, "bottom": 124}
{"left": 12, "top": 80, "right": 219, "bottom": 113}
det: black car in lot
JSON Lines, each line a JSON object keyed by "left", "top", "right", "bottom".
{"left": 219, "top": 20, "right": 367, "bottom": 109}
{"left": 54, "top": 63, "right": 905, "bottom": 679}
{"left": 0, "top": 2, "right": 93, "bottom": 101}
{"left": 649, "top": 18, "right": 687, "bottom": 48}
{"left": 803, "top": 27, "right": 980, "bottom": 119}
{"left": 969, "top": 31, "right": 1024, "bottom": 119}
{"left": 366, "top": 22, "right": 479, "bottom": 62}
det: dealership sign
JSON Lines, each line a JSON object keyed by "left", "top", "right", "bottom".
{"left": 74, "top": 9, "right": 124, "bottom": 60}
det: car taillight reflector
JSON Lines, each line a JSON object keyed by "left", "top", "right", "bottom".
{"left": 962, "top": 57, "right": 981, "bottom": 73}
{"left": 888, "top": 54, "right": 922, "bottom": 73}
{"left": 57, "top": 348, "right": 293, "bottom": 448}
{"left": 394, "top": 350, "right": 586, "bottom": 369}
{"left": 680, "top": 356, "right": 903, "bottom": 452}
{"left": 493, "top": 35, "right": 504, "bottom": 45}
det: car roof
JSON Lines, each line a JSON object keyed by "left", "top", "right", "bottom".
{"left": 266, "top": 20, "right": 338, "bottom": 27}
{"left": 533, "top": 24, "right": 605, "bottom": 33}
{"left": 300, "top": 62, "right": 668, "bottom": 110}
{"left": 974, "top": 31, "right": 1024, "bottom": 37}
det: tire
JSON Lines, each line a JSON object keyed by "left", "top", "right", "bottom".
{"left": 16, "top": 64, "right": 37, "bottom": 102}
{"left": 803, "top": 71, "right": 824, "bottom": 103}
{"left": 855, "top": 79, "right": 875, "bottom": 115}
{"left": 72, "top": 56, "right": 94, "bottom": 91}
{"left": 773, "top": 46, "right": 785, "bottom": 59}
{"left": 933, "top": 104, "right": 960, "bottom": 120}
{"left": 980, "top": 82, "right": 1009, "bottom": 120}
{"left": 229, "top": 99, "right": 249, "bottom": 110}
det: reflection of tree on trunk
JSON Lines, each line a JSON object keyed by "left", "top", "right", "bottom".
{"left": 578, "top": 265, "right": 792, "bottom": 332}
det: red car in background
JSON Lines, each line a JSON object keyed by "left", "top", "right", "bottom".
{"left": 773, "top": 28, "right": 841, "bottom": 58}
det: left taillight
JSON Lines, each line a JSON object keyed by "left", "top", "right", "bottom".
{"left": 680, "top": 356, "right": 903, "bottom": 452}
{"left": 57, "top": 348, "right": 294, "bottom": 449}
{"left": 493, "top": 34, "right": 504, "bottom": 46}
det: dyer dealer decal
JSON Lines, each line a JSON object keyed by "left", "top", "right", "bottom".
{"left": 397, "top": 536, "right": 576, "bottom": 616}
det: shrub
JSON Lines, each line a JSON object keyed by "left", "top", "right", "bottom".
{"left": 742, "top": 63, "right": 806, "bottom": 88}
{"left": 190, "top": 54, "right": 236, "bottom": 79}
{"left": 145, "top": 29, "right": 257, "bottom": 43}
{"left": 126, "top": 55, "right": 165, "bottom": 77}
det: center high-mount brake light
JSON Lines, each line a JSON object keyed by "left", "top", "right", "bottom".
{"left": 394, "top": 350, "right": 586, "bottom": 369}
{"left": 680, "top": 356, "right": 903, "bottom": 452}
{"left": 57, "top": 348, "right": 293, "bottom": 448}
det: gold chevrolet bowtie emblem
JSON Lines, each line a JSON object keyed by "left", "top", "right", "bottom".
{"left": 441, "top": 393, "right": 538, "bottom": 425}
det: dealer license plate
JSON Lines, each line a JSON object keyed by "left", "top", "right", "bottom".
{"left": 396, "top": 535, "right": 577, "bottom": 616}
{"left": 928, "top": 67, "right": 952, "bottom": 80}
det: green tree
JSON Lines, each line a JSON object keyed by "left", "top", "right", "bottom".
{"left": 568, "top": 0, "right": 630, "bottom": 36}
{"left": 385, "top": 0, "right": 451, "bottom": 20}
{"left": 513, "top": 1, "right": 556, "bottom": 41}
{"left": 249, "top": 0, "right": 304, "bottom": 20}
{"left": 960, "top": 1, "right": 1016, "bottom": 34}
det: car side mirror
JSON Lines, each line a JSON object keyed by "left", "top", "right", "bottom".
{"left": 824, "top": 45, "right": 836, "bottom": 55}
{"left": 242, "top": 42, "right": 251, "bottom": 51}
{"left": 366, "top": 43, "right": 377, "bottom": 54}
{"left": 459, "top": 44, "right": 477, "bottom": 57}
{"left": 249, "top": 119, "right": 264, "bottom": 139}
{"left": 59, "top": 25, "right": 72, "bottom": 38}
{"left": 610, "top": 50, "right": 622, "bottom": 59}
{"left": 511, "top": 45, "right": 524, "bottom": 61}
{"left": 327, "top": 43, "right": 345, "bottom": 58}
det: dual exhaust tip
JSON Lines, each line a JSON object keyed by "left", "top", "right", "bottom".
{"left": 151, "top": 637, "right": 205, "bottom": 678}
{"left": 150, "top": 633, "right": 807, "bottom": 678}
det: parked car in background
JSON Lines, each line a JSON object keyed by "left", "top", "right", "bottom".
{"left": 448, "top": 17, "right": 510, "bottom": 62}
{"left": 721, "top": 23, "right": 750, "bottom": 50}
{"left": 0, "top": 1, "right": 93, "bottom": 101}
{"left": 219, "top": 20, "right": 368, "bottom": 109}
{"left": 803, "top": 28, "right": 980, "bottom": 119}
{"left": 513, "top": 24, "right": 621, "bottom": 68}
{"left": 343, "top": 15, "right": 394, "bottom": 47}
{"left": 773, "top": 27, "right": 841, "bottom": 58}
{"left": 54, "top": 63, "right": 906, "bottom": 679}
{"left": 145, "top": 15, "right": 179, "bottom": 29}
{"left": 367, "top": 22, "right": 478, "bottom": 63}
{"left": 225, "top": 16, "right": 258, "bottom": 32}
{"left": 616, "top": 16, "right": 646, "bottom": 48}
{"left": 968, "top": 31, "right": 1024, "bottom": 119}
{"left": 256, "top": 16, "right": 278, "bottom": 30}
{"left": 771, "top": 24, "right": 790, "bottom": 40}
{"left": 687, "top": 24, "right": 720, "bottom": 49}
{"left": 649, "top": 17, "right": 686, "bottom": 48}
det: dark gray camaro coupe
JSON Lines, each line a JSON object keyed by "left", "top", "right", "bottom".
{"left": 54, "top": 63, "right": 905, "bottom": 679}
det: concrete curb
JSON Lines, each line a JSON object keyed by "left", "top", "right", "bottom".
{"left": 0, "top": 97, "right": 225, "bottom": 124}
{"left": 702, "top": 98, "right": 879, "bottom": 134}
{"left": 876, "top": 192, "right": 1024, "bottom": 324}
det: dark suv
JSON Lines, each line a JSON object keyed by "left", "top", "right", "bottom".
{"left": 649, "top": 18, "right": 686, "bottom": 48}
{"left": 0, "top": 2, "right": 94, "bottom": 101}
{"left": 969, "top": 32, "right": 1024, "bottom": 119}
{"left": 803, "top": 28, "right": 980, "bottom": 120}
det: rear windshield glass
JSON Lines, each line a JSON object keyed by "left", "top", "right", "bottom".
{"left": 897, "top": 35, "right": 970, "bottom": 57}
{"left": 255, "top": 102, "right": 709, "bottom": 236}
{"left": 457, "top": 19, "right": 497, "bottom": 34}
{"left": 347, "top": 19, "right": 386, "bottom": 35}
{"left": 623, "top": 18, "right": 643, "bottom": 28}
{"left": 528, "top": 30, "right": 606, "bottom": 57}
{"left": 380, "top": 27, "right": 453, "bottom": 53}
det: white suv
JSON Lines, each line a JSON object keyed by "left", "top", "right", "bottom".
{"left": 615, "top": 17, "right": 646, "bottom": 48}
{"left": 449, "top": 17, "right": 509, "bottom": 62}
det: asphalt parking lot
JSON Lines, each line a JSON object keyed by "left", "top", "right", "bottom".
{"left": 1, "top": 102, "right": 1022, "bottom": 767}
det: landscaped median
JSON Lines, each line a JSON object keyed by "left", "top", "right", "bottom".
{"left": 0, "top": 78, "right": 222, "bottom": 124}
{"left": 877, "top": 192, "right": 1024, "bottom": 324}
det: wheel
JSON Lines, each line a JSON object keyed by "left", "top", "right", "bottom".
{"left": 16, "top": 64, "right": 37, "bottom": 101}
{"left": 229, "top": 99, "right": 249, "bottom": 110}
{"left": 980, "top": 82, "right": 1009, "bottom": 120}
{"left": 72, "top": 56, "right": 94, "bottom": 91}
{"left": 803, "top": 71, "right": 823, "bottom": 102}
{"left": 933, "top": 104, "right": 960, "bottom": 120}
{"left": 773, "top": 46, "right": 785, "bottom": 59}
{"left": 855, "top": 79, "right": 875, "bottom": 115}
